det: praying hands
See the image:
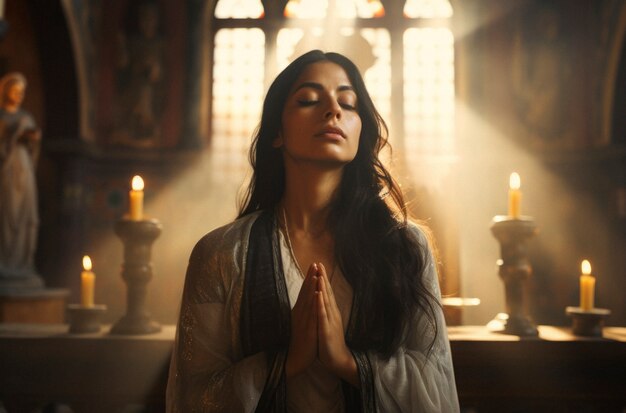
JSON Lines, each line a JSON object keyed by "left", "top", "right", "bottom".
{"left": 285, "top": 262, "right": 359, "bottom": 387}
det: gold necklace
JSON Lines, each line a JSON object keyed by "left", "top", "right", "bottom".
{"left": 281, "top": 207, "right": 336, "bottom": 283}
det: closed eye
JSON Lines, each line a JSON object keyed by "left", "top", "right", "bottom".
{"left": 297, "top": 99, "right": 319, "bottom": 107}
{"left": 340, "top": 102, "right": 357, "bottom": 110}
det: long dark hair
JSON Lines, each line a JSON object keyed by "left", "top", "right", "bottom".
{"left": 238, "top": 50, "right": 438, "bottom": 357}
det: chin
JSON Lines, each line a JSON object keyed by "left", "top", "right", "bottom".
{"left": 285, "top": 147, "right": 357, "bottom": 166}
{"left": 314, "top": 155, "right": 356, "bottom": 167}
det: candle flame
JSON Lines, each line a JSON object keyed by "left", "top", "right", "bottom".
{"left": 581, "top": 259, "right": 591, "bottom": 275}
{"left": 131, "top": 175, "right": 144, "bottom": 191}
{"left": 369, "top": 0, "right": 385, "bottom": 17}
{"left": 82, "top": 255, "right": 92, "bottom": 271}
{"left": 509, "top": 172, "right": 521, "bottom": 190}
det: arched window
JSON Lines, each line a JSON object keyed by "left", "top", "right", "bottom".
{"left": 210, "top": 0, "right": 455, "bottom": 190}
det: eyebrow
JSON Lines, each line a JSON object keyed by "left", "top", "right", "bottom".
{"left": 293, "top": 82, "right": 355, "bottom": 93}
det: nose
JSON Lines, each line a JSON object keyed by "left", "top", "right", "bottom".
{"left": 324, "top": 98, "right": 342, "bottom": 120}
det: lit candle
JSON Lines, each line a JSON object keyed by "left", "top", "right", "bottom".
{"left": 508, "top": 172, "right": 521, "bottom": 218}
{"left": 81, "top": 255, "right": 95, "bottom": 308}
{"left": 579, "top": 259, "right": 595, "bottom": 311}
{"left": 129, "top": 175, "right": 144, "bottom": 220}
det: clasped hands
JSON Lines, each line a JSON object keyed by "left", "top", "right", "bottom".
{"left": 285, "top": 262, "right": 359, "bottom": 387}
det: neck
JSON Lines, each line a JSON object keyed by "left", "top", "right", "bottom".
{"left": 281, "top": 162, "right": 343, "bottom": 234}
{"left": 2, "top": 103, "right": 19, "bottom": 113}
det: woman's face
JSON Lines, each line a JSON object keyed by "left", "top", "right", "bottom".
{"left": 5, "top": 81, "right": 25, "bottom": 107}
{"left": 276, "top": 61, "right": 362, "bottom": 167}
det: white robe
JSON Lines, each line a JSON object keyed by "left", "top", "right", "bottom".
{"left": 166, "top": 211, "right": 459, "bottom": 412}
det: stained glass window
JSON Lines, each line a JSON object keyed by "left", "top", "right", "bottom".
{"left": 404, "top": 27, "right": 455, "bottom": 186}
{"left": 211, "top": 29, "right": 264, "bottom": 181}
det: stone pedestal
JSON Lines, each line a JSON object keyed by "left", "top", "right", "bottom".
{"left": 489, "top": 216, "right": 539, "bottom": 336}
{"left": 110, "top": 218, "right": 162, "bottom": 335}
{"left": 0, "top": 289, "right": 70, "bottom": 324}
{"left": 0, "top": 271, "right": 45, "bottom": 293}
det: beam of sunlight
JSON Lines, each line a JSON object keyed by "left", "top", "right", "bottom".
{"left": 455, "top": 100, "right": 614, "bottom": 325}
{"left": 90, "top": 150, "right": 248, "bottom": 324}
{"left": 451, "top": 1, "right": 531, "bottom": 44}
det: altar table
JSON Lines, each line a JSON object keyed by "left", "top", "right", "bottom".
{"left": 0, "top": 324, "right": 624, "bottom": 412}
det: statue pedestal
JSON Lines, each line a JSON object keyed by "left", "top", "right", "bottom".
{"left": 0, "top": 289, "right": 70, "bottom": 324}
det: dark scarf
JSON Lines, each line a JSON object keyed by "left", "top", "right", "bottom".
{"left": 239, "top": 210, "right": 376, "bottom": 412}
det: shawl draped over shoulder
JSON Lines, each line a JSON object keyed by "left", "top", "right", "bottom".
{"left": 166, "top": 210, "right": 459, "bottom": 412}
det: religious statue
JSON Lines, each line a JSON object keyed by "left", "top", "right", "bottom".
{"left": 0, "top": 72, "right": 44, "bottom": 291}
{"left": 114, "top": 1, "right": 165, "bottom": 148}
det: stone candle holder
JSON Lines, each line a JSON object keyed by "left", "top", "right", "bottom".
{"left": 489, "top": 215, "right": 539, "bottom": 336}
{"left": 110, "top": 217, "right": 162, "bottom": 335}
{"left": 67, "top": 304, "right": 107, "bottom": 334}
{"left": 566, "top": 306, "right": 611, "bottom": 337}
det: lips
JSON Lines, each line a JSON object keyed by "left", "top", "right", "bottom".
{"left": 316, "top": 126, "right": 346, "bottom": 139}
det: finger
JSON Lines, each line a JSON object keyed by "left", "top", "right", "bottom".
{"left": 311, "top": 291, "right": 319, "bottom": 324}
{"left": 299, "top": 280, "right": 316, "bottom": 311}
{"left": 307, "top": 264, "right": 321, "bottom": 303}
{"left": 302, "top": 263, "right": 316, "bottom": 290}
{"left": 317, "top": 261, "right": 327, "bottom": 278}
{"left": 318, "top": 263, "right": 333, "bottom": 304}
{"left": 297, "top": 282, "right": 317, "bottom": 328}
{"left": 314, "top": 263, "right": 324, "bottom": 291}
{"left": 317, "top": 291, "right": 328, "bottom": 331}
{"left": 305, "top": 262, "right": 318, "bottom": 280}
{"left": 319, "top": 263, "right": 341, "bottom": 319}
{"left": 298, "top": 263, "right": 318, "bottom": 306}
{"left": 316, "top": 291, "right": 322, "bottom": 355}
{"left": 317, "top": 264, "right": 333, "bottom": 322}
{"left": 318, "top": 262, "right": 334, "bottom": 299}
{"left": 306, "top": 296, "right": 319, "bottom": 334}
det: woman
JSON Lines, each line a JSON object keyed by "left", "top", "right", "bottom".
{"left": 0, "top": 72, "right": 42, "bottom": 288}
{"left": 167, "top": 50, "right": 458, "bottom": 412}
